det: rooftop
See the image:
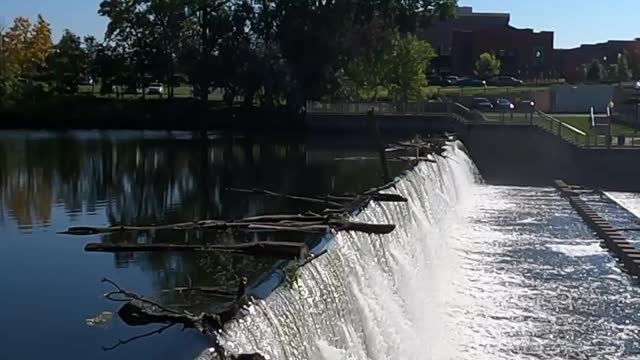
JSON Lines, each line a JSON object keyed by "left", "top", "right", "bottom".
{"left": 456, "top": 6, "right": 510, "bottom": 19}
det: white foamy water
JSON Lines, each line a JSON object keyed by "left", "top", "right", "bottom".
{"left": 202, "top": 143, "right": 640, "bottom": 360}
{"left": 606, "top": 192, "right": 640, "bottom": 219}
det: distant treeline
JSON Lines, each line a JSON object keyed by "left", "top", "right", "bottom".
{"left": 0, "top": 0, "right": 458, "bottom": 110}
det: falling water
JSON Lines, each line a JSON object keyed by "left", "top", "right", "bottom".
{"left": 210, "top": 143, "right": 479, "bottom": 359}
{"left": 200, "top": 142, "right": 640, "bottom": 360}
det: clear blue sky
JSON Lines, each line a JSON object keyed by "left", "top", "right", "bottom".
{"left": 0, "top": 0, "right": 638, "bottom": 49}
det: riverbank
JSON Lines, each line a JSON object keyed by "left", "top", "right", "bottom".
{"left": 0, "top": 96, "right": 305, "bottom": 131}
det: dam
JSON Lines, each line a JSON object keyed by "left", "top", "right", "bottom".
{"left": 210, "top": 143, "right": 640, "bottom": 359}
{"left": 1, "top": 131, "right": 640, "bottom": 360}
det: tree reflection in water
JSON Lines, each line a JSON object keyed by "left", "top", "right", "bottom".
{"left": 0, "top": 131, "right": 408, "bottom": 311}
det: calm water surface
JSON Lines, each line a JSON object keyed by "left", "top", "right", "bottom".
{"left": 0, "top": 130, "right": 405, "bottom": 360}
{"left": 3, "top": 131, "right": 640, "bottom": 360}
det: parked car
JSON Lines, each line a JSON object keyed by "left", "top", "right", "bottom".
{"left": 458, "top": 78, "right": 487, "bottom": 87}
{"left": 517, "top": 100, "right": 536, "bottom": 110}
{"left": 472, "top": 97, "right": 494, "bottom": 110}
{"left": 147, "top": 82, "right": 164, "bottom": 95}
{"left": 123, "top": 86, "right": 142, "bottom": 95}
{"left": 494, "top": 98, "right": 515, "bottom": 110}
{"left": 445, "top": 75, "right": 460, "bottom": 85}
{"left": 78, "top": 77, "right": 94, "bottom": 86}
{"left": 489, "top": 76, "right": 524, "bottom": 87}
{"left": 427, "top": 75, "right": 446, "bottom": 86}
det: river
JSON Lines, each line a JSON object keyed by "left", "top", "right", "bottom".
{"left": 1, "top": 131, "right": 640, "bottom": 359}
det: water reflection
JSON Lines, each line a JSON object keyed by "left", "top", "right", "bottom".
{"left": 0, "top": 131, "right": 404, "bottom": 231}
{"left": 0, "top": 130, "right": 409, "bottom": 359}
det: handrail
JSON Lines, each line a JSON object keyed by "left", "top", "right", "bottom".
{"left": 538, "top": 111, "right": 587, "bottom": 136}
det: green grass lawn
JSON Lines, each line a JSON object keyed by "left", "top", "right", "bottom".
{"left": 423, "top": 85, "right": 549, "bottom": 98}
{"left": 549, "top": 115, "right": 639, "bottom": 136}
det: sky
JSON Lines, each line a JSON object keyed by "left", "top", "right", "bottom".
{"left": 0, "top": 0, "right": 638, "bottom": 49}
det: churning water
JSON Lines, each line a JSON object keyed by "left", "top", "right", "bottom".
{"left": 203, "top": 142, "right": 640, "bottom": 360}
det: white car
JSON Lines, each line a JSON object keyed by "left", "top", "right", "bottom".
{"left": 147, "top": 83, "right": 164, "bottom": 95}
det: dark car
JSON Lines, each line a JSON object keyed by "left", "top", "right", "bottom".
{"left": 427, "top": 75, "right": 446, "bottom": 86}
{"left": 490, "top": 76, "right": 524, "bottom": 87}
{"left": 445, "top": 76, "right": 460, "bottom": 85}
{"left": 458, "top": 78, "right": 487, "bottom": 87}
{"left": 472, "top": 97, "right": 494, "bottom": 110}
{"left": 494, "top": 98, "right": 515, "bottom": 110}
{"left": 78, "top": 77, "right": 94, "bottom": 86}
{"left": 427, "top": 75, "right": 456, "bottom": 86}
{"left": 517, "top": 100, "right": 536, "bottom": 110}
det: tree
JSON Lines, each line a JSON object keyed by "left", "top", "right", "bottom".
{"left": 616, "top": 53, "right": 631, "bottom": 82}
{"left": 1, "top": 15, "right": 52, "bottom": 103}
{"left": 99, "top": 0, "right": 155, "bottom": 98}
{"left": 475, "top": 52, "right": 501, "bottom": 79}
{"left": 0, "top": 26, "right": 22, "bottom": 105}
{"left": 3, "top": 17, "right": 34, "bottom": 73}
{"left": 576, "top": 63, "right": 588, "bottom": 82}
{"left": 83, "top": 36, "right": 100, "bottom": 92}
{"left": 48, "top": 29, "right": 87, "bottom": 93}
{"left": 386, "top": 34, "right": 435, "bottom": 106}
{"left": 145, "top": 0, "right": 192, "bottom": 98}
{"left": 586, "top": 59, "right": 606, "bottom": 82}
{"left": 344, "top": 18, "right": 395, "bottom": 100}
{"left": 31, "top": 15, "right": 53, "bottom": 71}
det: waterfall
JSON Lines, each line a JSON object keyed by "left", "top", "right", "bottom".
{"left": 212, "top": 142, "right": 481, "bottom": 360}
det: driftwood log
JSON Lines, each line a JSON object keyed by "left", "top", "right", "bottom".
{"left": 227, "top": 187, "right": 408, "bottom": 205}
{"left": 101, "top": 278, "right": 254, "bottom": 358}
{"left": 83, "top": 130, "right": 452, "bottom": 357}
{"left": 63, "top": 217, "right": 396, "bottom": 237}
{"left": 85, "top": 241, "right": 309, "bottom": 259}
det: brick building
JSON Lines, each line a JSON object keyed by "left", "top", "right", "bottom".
{"left": 418, "top": 6, "right": 554, "bottom": 78}
{"left": 555, "top": 40, "right": 640, "bottom": 83}
{"left": 417, "top": 6, "right": 510, "bottom": 74}
{"left": 451, "top": 26, "right": 554, "bottom": 77}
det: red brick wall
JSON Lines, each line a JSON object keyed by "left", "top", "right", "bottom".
{"left": 451, "top": 26, "right": 554, "bottom": 78}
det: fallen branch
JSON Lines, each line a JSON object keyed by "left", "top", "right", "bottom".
{"left": 227, "top": 188, "right": 344, "bottom": 208}
{"left": 64, "top": 216, "right": 396, "bottom": 237}
{"left": 329, "top": 221, "right": 395, "bottom": 234}
{"left": 396, "top": 156, "right": 437, "bottom": 163}
{"left": 86, "top": 241, "right": 309, "bottom": 259}
{"left": 161, "top": 286, "right": 236, "bottom": 298}
{"left": 364, "top": 178, "right": 402, "bottom": 196}
{"left": 326, "top": 193, "right": 407, "bottom": 203}
{"left": 103, "top": 323, "right": 177, "bottom": 351}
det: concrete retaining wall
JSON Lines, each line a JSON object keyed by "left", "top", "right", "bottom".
{"left": 550, "top": 84, "right": 614, "bottom": 113}
{"left": 463, "top": 124, "right": 640, "bottom": 191}
{"left": 305, "top": 114, "right": 462, "bottom": 134}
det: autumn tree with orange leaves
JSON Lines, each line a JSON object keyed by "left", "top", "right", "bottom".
{"left": 3, "top": 15, "right": 53, "bottom": 78}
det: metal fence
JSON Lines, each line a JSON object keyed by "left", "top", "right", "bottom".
{"left": 535, "top": 112, "right": 640, "bottom": 148}
{"left": 307, "top": 101, "right": 640, "bottom": 149}
{"left": 306, "top": 101, "right": 449, "bottom": 115}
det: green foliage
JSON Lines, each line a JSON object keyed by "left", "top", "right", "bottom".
{"left": 616, "top": 53, "right": 631, "bottom": 81}
{"left": 386, "top": 34, "right": 435, "bottom": 103}
{"left": 5, "top": 0, "right": 458, "bottom": 107}
{"left": 576, "top": 63, "right": 588, "bottom": 82}
{"left": 475, "top": 52, "right": 501, "bottom": 79}
{"left": 586, "top": 59, "right": 606, "bottom": 82}
{"left": 344, "top": 18, "right": 396, "bottom": 100}
{"left": 48, "top": 30, "right": 87, "bottom": 93}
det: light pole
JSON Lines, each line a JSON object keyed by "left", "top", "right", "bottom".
{"left": 608, "top": 100, "right": 615, "bottom": 147}
{"left": 635, "top": 81, "right": 640, "bottom": 134}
